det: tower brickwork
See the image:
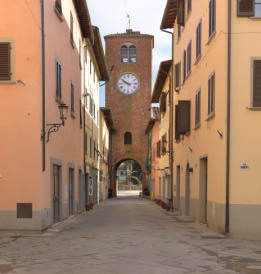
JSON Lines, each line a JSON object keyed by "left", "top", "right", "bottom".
{"left": 105, "top": 30, "right": 154, "bottom": 196}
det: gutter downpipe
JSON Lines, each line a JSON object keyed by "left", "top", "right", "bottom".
{"left": 225, "top": 0, "right": 232, "bottom": 235}
{"left": 161, "top": 28, "right": 174, "bottom": 211}
{"left": 41, "top": 0, "right": 46, "bottom": 171}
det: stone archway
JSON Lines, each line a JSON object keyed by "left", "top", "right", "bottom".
{"left": 110, "top": 158, "right": 147, "bottom": 197}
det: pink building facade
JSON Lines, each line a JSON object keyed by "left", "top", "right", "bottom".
{"left": 0, "top": 0, "right": 96, "bottom": 230}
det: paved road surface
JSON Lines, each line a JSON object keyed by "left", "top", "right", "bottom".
{"left": 1, "top": 197, "right": 261, "bottom": 273}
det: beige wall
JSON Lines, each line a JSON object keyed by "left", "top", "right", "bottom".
{"left": 171, "top": 0, "right": 261, "bottom": 236}
{"left": 159, "top": 71, "right": 171, "bottom": 201}
{"left": 99, "top": 110, "right": 110, "bottom": 201}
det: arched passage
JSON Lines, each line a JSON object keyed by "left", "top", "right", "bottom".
{"left": 110, "top": 158, "right": 146, "bottom": 197}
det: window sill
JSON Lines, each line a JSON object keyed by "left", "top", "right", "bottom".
{"left": 207, "top": 30, "right": 216, "bottom": 45}
{"left": 54, "top": 8, "right": 63, "bottom": 22}
{"left": 246, "top": 106, "right": 261, "bottom": 111}
{"left": 0, "top": 80, "right": 16, "bottom": 84}
{"left": 249, "top": 16, "right": 261, "bottom": 20}
{"left": 205, "top": 112, "right": 215, "bottom": 121}
{"left": 194, "top": 55, "right": 201, "bottom": 66}
{"left": 194, "top": 123, "right": 201, "bottom": 130}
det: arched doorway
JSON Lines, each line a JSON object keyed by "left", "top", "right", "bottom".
{"left": 114, "top": 159, "right": 143, "bottom": 197}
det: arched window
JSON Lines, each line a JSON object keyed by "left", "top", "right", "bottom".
{"left": 120, "top": 45, "right": 128, "bottom": 63}
{"left": 129, "top": 45, "right": 137, "bottom": 63}
{"left": 124, "top": 132, "right": 132, "bottom": 145}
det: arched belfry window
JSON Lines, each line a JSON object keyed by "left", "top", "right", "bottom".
{"left": 129, "top": 45, "right": 137, "bottom": 63}
{"left": 124, "top": 132, "right": 132, "bottom": 145}
{"left": 120, "top": 44, "right": 137, "bottom": 63}
{"left": 120, "top": 45, "right": 128, "bottom": 63}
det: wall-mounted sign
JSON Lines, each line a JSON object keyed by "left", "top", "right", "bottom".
{"left": 240, "top": 162, "right": 250, "bottom": 170}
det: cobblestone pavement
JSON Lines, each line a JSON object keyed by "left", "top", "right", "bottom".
{"left": 1, "top": 196, "right": 261, "bottom": 274}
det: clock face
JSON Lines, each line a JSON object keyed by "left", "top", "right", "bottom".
{"left": 117, "top": 73, "right": 139, "bottom": 94}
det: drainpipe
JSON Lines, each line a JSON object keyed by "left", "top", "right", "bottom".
{"left": 41, "top": 0, "right": 46, "bottom": 171}
{"left": 161, "top": 28, "right": 174, "bottom": 211}
{"left": 225, "top": 0, "right": 232, "bottom": 235}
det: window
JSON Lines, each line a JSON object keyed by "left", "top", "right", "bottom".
{"left": 80, "top": 100, "right": 82, "bottom": 127}
{"left": 55, "top": 59, "right": 62, "bottom": 100}
{"left": 208, "top": 72, "right": 215, "bottom": 116}
{"left": 187, "top": 0, "right": 192, "bottom": 15}
{"left": 89, "top": 97, "right": 93, "bottom": 115}
{"left": 252, "top": 60, "right": 261, "bottom": 107}
{"left": 90, "top": 137, "right": 92, "bottom": 156}
{"left": 84, "top": 132, "right": 87, "bottom": 154}
{"left": 187, "top": 41, "right": 191, "bottom": 75}
{"left": 0, "top": 42, "right": 11, "bottom": 81}
{"left": 55, "top": 0, "right": 62, "bottom": 16}
{"left": 94, "top": 141, "right": 96, "bottom": 158}
{"left": 124, "top": 132, "right": 132, "bottom": 145}
{"left": 84, "top": 88, "right": 88, "bottom": 107}
{"left": 120, "top": 45, "right": 128, "bottom": 63}
{"left": 129, "top": 46, "right": 137, "bottom": 63}
{"left": 178, "top": 0, "right": 185, "bottom": 26}
{"left": 162, "top": 134, "right": 167, "bottom": 155}
{"left": 178, "top": 24, "right": 181, "bottom": 40}
{"left": 70, "top": 12, "right": 74, "bottom": 43}
{"left": 183, "top": 50, "right": 186, "bottom": 83}
{"left": 175, "top": 62, "right": 181, "bottom": 90}
{"left": 195, "top": 89, "right": 201, "bottom": 127}
{"left": 71, "top": 81, "right": 74, "bottom": 114}
{"left": 175, "top": 100, "right": 191, "bottom": 140}
{"left": 209, "top": 0, "right": 216, "bottom": 38}
{"left": 196, "top": 20, "right": 202, "bottom": 60}
{"left": 237, "top": 0, "right": 255, "bottom": 17}
{"left": 120, "top": 45, "right": 137, "bottom": 63}
{"left": 160, "top": 93, "right": 167, "bottom": 114}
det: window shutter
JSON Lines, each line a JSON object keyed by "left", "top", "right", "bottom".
{"left": 253, "top": 60, "right": 261, "bottom": 107}
{"left": 178, "top": 100, "right": 191, "bottom": 134}
{"left": 160, "top": 93, "right": 167, "bottom": 113}
{"left": 183, "top": 51, "right": 186, "bottom": 83}
{"left": 175, "top": 104, "right": 180, "bottom": 140}
{"left": 237, "top": 0, "right": 255, "bottom": 17}
{"left": 0, "top": 43, "right": 11, "bottom": 80}
{"left": 177, "top": 0, "right": 185, "bottom": 26}
{"left": 175, "top": 63, "right": 180, "bottom": 89}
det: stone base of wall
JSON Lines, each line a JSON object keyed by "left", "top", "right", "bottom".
{"left": 179, "top": 197, "right": 261, "bottom": 237}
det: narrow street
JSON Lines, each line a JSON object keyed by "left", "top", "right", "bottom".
{"left": 1, "top": 194, "right": 261, "bottom": 274}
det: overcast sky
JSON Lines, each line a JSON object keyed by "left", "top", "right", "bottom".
{"left": 87, "top": 0, "right": 171, "bottom": 107}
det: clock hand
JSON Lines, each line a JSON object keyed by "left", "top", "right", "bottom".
{"left": 122, "top": 79, "right": 131, "bottom": 86}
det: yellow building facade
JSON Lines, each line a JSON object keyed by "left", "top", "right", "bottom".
{"left": 162, "top": 0, "right": 261, "bottom": 236}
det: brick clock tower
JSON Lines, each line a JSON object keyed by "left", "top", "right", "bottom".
{"left": 105, "top": 29, "right": 154, "bottom": 196}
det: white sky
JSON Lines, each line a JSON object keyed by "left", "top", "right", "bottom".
{"left": 86, "top": 0, "right": 172, "bottom": 107}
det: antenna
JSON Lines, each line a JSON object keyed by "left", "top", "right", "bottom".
{"left": 126, "top": 13, "right": 132, "bottom": 31}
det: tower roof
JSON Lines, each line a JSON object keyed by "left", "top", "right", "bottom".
{"left": 104, "top": 29, "right": 154, "bottom": 46}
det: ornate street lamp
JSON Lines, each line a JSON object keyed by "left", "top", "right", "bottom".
{"left": 42, "top": 102, "right": 69, "bottom": 142}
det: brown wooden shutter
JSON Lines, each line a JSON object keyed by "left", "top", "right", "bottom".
{"left": 183, "top": 51, "right": 186, "bottom": 83}
{"left": 178, "top": 100, "right": 191, "bottom": 134}
{"left": 175, "top": 62, "right": 180, "bottom": 89}
{"left": 160, "top": 93, "right": 167, "bottom": 113}
{"left": 0, "top": 43, "right": 11, "bottom": 81}
{"left": 162, "top": 134, "right": 167, "bottom": 154}
{"left": 177, "top": 0, "right": 185, "bottom": 26}
{"left": 175, "top": 104, "right": 180, "bottom": 140}
{"left": 253, "top": 60, "right": 261, "bottom": 107}
{"left": 237, "top": 0, "right": 254, "bottom": 17}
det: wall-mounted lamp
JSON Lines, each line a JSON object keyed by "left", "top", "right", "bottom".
{"left": 42, "top": 102, "right": 69, "bottom": 142}
{"left": 162, "top": 139, "right": 175, "bottom": 157}
{"left": 82, "top": 92, "right": 90, "bottom": 97}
